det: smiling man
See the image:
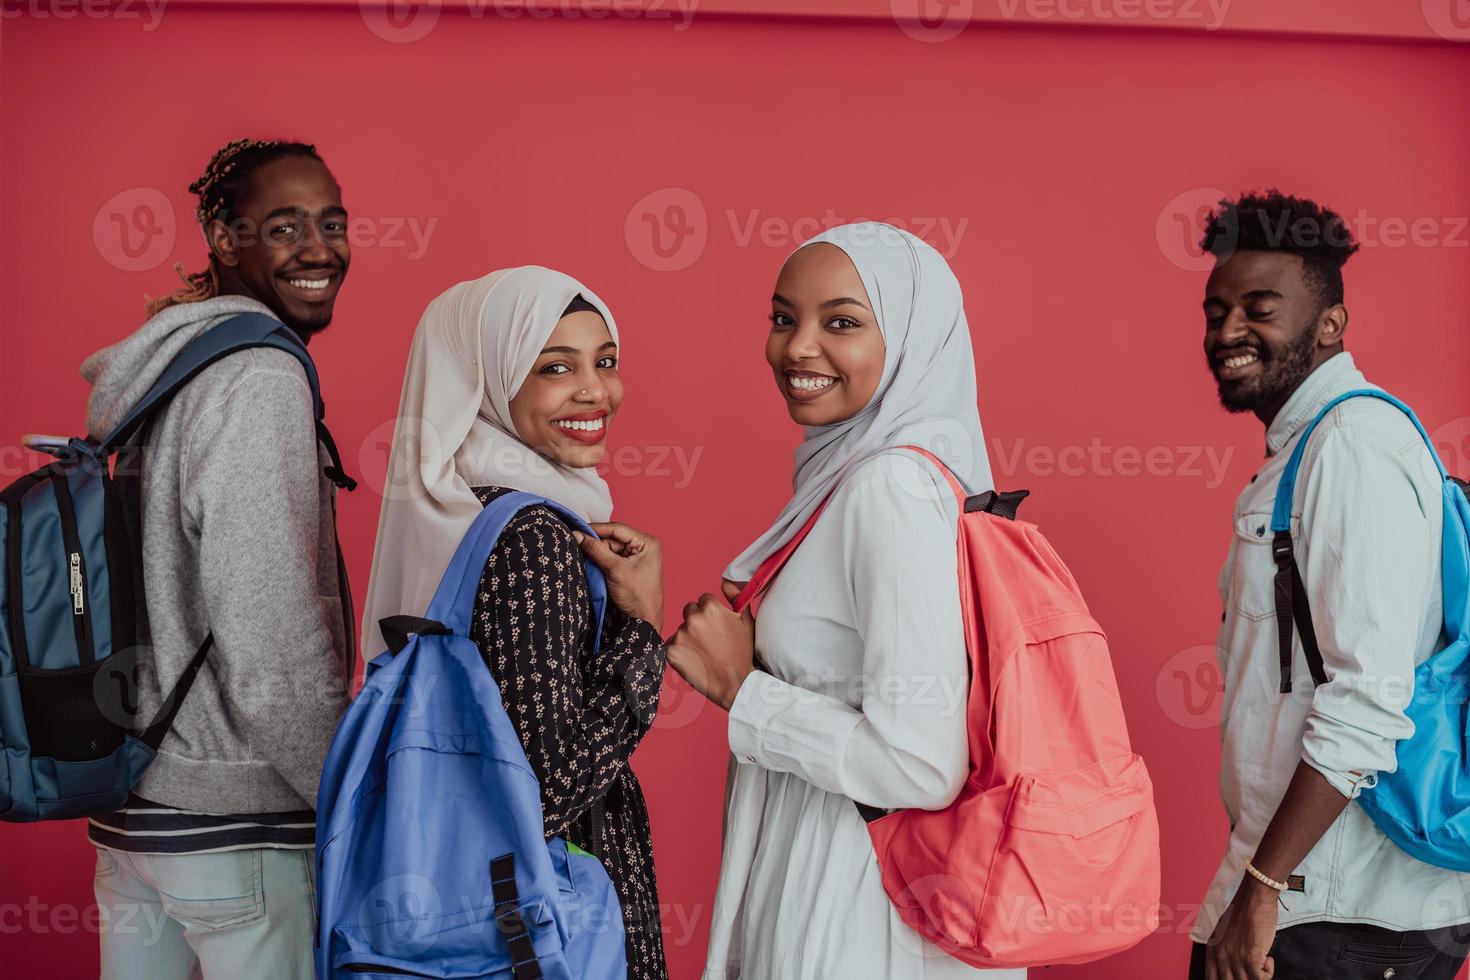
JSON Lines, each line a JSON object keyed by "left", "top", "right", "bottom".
{"left": 81, "top": 139, "right": 353, "bottom": 980}
{"left": 1189, "top": 190, "right": 1470, "bottom": 980}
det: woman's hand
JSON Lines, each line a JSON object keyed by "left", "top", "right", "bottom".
{"left": 667, "top": 581, "right": 756, "bottom": 711}
{"left": 575, "top": 522, "right": 664, "bottom": 627}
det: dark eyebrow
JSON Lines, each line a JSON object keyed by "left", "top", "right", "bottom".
{"left": 1202, "top": 288, "right": 1284, "bottom": 310}
{"left": 770, "top": 292, "right": 871, "bottom": 312}
{"left": 261, "top": 205, "right": 348, "bottom": 222}
{"left": 539, "top": 341, "right": 619, "bottom": 356}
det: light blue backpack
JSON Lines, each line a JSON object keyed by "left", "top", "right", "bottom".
{"left": 1271, "top": 388, "right": 1470, "bottom": 870}
{"left": 315, "top": 491, "right": 627, "bottom": 980}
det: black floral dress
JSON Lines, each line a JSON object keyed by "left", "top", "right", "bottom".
{"left": 469, "top": 486, "right": 668, "bottom": 980}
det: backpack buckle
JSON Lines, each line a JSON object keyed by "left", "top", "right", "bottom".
{"left": 1271, "top": 531, "right": 1295, "bottom": 567}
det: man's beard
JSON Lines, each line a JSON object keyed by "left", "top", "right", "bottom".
{"left": 1214, "top": 326, "right": 1318, "bottom": 414}
{"left": 280, "top": 309, "right": 333, "bottom": 342}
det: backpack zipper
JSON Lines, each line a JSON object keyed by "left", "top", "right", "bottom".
{"left": 342, "top": 966, "right": 431, "bottom": 975}
{"left": 4, "top": 492, "right": 32, "bottom": 669}
{"left": 49, "top": 469, "right": 96, "bottom": 666}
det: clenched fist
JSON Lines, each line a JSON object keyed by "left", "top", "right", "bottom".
{"left": 667, "top": 581, "right": 757, "bottom": 711}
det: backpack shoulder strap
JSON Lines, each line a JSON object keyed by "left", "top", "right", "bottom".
{"left": 731, "top": 499, "right": 832, "bottom": 614}
{"left": 416, "top": 491, "right": 608, "bottom": 651}
{"left": 98, "top": 313, "right": 355, "bottom": 490}
{"left": 732, "top": 446, "right": 974, "bottom": 615}
{"left": 1271, "top": 388, "right": 1447, "bottom": 534}
{"left": 1269, "top": 388, "right": 1449, "bottom": 693}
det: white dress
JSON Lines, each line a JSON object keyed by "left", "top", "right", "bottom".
{"left": 703, "top": 452, "right": 1026, "bottom": 980}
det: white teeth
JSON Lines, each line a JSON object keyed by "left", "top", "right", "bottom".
{"left": 789, "top": 375, "right": 835, "bottom": 391}
{"left": 554, "top": 418, "right": 605, "bottom": 432}
{"left": 1223, "top": 353, "right": 1260, "bottom": 370}
{"left": 288, "top": 278, "right": 331, "bottom": 290}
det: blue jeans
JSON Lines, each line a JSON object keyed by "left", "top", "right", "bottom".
{"left": 93, "top": 845, "right": 316, "bottom": 980}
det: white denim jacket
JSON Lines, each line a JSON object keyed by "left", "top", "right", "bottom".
{"left": 1192, "top": 352, "right": 1470, "bottom": 942}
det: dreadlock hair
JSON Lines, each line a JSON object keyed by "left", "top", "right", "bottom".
{"left": 145, "top": 138, "right": 324, "bottom": 317}
{"left": 1199, "top": 189, "right": 1361, "bottom": 313}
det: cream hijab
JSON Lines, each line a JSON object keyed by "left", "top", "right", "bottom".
{"left": 724, "top": 222, "right": 993, "bottom": 582}
{"left": 360, "top": 266, "right": 619, "bottom": 658}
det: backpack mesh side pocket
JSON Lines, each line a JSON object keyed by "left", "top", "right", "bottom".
{"left": 18, "top": 663, "right": 127, "bottom": 762}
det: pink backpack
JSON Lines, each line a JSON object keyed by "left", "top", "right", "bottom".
{"left": 734, "top": 447, "right": 1161, "bottom": 969}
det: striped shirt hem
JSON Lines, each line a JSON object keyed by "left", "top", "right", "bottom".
{"left": 87, "top": 796, "right": 315, "bottom": 854}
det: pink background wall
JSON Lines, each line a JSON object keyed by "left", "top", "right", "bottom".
{"left": 3, "top": 3, "right": 1469, "bottom": 977}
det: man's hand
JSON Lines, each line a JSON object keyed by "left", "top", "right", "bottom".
{"left": 1203, "top": 762, "right": 1351, "bottom": 979}
{"left": 666, "top": 581, "right": 755, "bottom": 711}
{"left": 1207, "top": 877, "right": 1279, "bottom": 980}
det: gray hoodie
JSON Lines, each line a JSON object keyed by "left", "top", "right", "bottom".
{"left": 83, "top": 295, "right": 351, "bottom": 812}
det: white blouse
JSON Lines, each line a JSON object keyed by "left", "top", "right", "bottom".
{"left": 703, "top": 451, "right": 1025, "bottom": 980}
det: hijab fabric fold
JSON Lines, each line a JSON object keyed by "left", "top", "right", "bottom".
{"left": 360, "top": 266, "right": 618, "bottom": 659}
{"left": 724, "top": 222, "right": 993, "bottom": 582}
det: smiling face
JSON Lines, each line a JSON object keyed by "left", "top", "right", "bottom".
{"left": 1202, "top": 249, "right": 1346, "bottom": 422}
{"left": 208, "top": 155, "right": 350, "bottom": 340}
{"left": 766, "top": 243, "right": 886, "bottom": 426}
{"left": 508, "top": 309, "right": 623, "bottom": 469}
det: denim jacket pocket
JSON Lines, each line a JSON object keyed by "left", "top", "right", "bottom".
{"left": 1227, "top": 509, "right": 1302, "bottom": 622}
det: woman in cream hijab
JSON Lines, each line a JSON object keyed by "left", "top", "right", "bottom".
{"left": 361, "top": 266, "right": 670, "bottom": 979}
{"left": 668, "top": 224, "right": 1022, "bottom": 978}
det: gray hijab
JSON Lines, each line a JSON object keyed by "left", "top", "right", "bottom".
{"left": 724, "top": 222, "right": 992, "bottom": 581}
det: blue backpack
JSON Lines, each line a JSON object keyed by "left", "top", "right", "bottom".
{"left": 1271, "top": 388, "right": 1470, "bottom": 870}
{"left": 0, "top": 313, "right": 354, "bottom": 823}
{"left": 315, "top": 491, "right": 627, "bottom": 980}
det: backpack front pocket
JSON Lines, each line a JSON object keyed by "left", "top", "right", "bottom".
{"left": 975, "top": 753, "right": 1159, "bottom": 964}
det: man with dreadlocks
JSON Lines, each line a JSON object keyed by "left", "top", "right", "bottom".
{"left": 80, "top": 138, "right": 353, "bottom": 980}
